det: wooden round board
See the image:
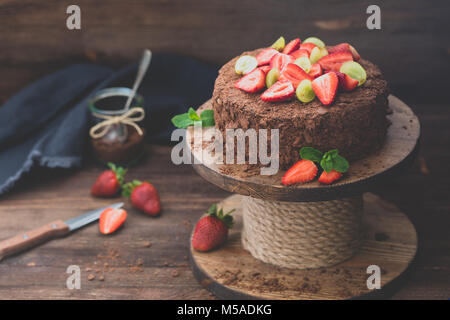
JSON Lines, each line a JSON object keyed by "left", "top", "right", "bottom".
{"left": 190, "top": 193, "right": 418, "bottom": 300}
{"left": 187, "top": 95, "right": 420, "bottom": 201}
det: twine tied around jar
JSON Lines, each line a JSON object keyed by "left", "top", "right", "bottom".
{"left": 89, "top": 107, "right": 145, "bottom": 139}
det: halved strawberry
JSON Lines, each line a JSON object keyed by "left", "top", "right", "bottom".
{"left": 312, "top": 72, "right": 338, "bottom": 105}
{"left": 279, "top": 63, "right": 313, "bottom": 88}
{"left": 282, "top": 38, "right": 301, "bottom": 55}
{"left": 309, "top": 63, "right": 323, "bottom": 78}
{"left": 348, "top": 45, "right": 361, "bottom": 61}
{"left": 318, "top": 169, "right": 343, "bottom": 184}
{"left": 299, "top": 42, "right": 317, "bottom": 55}
{"left": 333, "top": 71, "right": 358, "bottom": 92}
{"left": 235, "top": 68, "right": 265, "bottom": 93}
{"left": 259, "top": 65, "right": 272, "bottom": 74}
{"left": 256, "top": 48, "right": 279, "bottom": 66}
{"left": 342, "top": 74, "right": 358, "bottom": 91}
{"left": 261, "top": 80, "right": 295, "bottom": 102}
{"left": 290, "top": 49, "right": 310, "bottom": 60}
{"left": 317, "top": 51, "right": 353, "bottom": 72}
{"left": 99, "top": 208, "right": 127, "bottom": 235}
{"left": 328, "top": 43, "right": 350, "bottom": 54}
{"left": 282, "top": 159, "right": 318, "bottom": 185}
{"left": 328, "top": 43, "right": 360, "bottom": 61}
{"left": 270, "top": 53, "right": 293, "bottom": 72}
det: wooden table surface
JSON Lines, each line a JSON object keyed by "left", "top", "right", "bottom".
{"left": 0, "top": 0, "right": 449, "bottom": 300}
{"left": 0, "top": 101, "right": 449, "bottom": 299}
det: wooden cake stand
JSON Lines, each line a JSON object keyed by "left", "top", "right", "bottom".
{"left": 188, "top": 95, "right": 420, "bottom": 300}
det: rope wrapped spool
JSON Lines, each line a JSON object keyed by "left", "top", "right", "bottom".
{"left": 241, "top": 195, "right": 363, "bottom": 269}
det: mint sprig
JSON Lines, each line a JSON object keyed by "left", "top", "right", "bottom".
{"left": 171, "top": 108, "right": 215, "bottom": 129}
{"left": 299, "top": 147, "right": 323, "bottom": 163}
{"left": 299, "top": 147, "right": 349, "bottom": 173}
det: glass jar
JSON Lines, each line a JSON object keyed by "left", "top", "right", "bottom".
{"left": 88, "top": 87, "right": 146, "bottom": 166}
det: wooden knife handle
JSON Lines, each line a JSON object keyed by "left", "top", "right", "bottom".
{"left": 0, "top": 220, "right": 70, "bottom": 261}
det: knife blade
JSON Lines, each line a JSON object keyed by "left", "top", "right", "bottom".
{"left": 65, "top": 202, "right": 124, "bottom": 231}
{"left": 0, "top": 202, "right": 124, "bottom": 261}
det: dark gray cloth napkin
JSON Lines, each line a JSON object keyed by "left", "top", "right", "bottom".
{"left": 0, "top": 53, "right": 217, "bottom": 195}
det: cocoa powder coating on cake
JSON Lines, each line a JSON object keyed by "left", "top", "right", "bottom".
{"left": 212, "top": 49, "right": 390, "bottom": 169}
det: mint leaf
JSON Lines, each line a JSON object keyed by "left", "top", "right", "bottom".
{"left": 171, "top": 108, "right": 215, "bottom": 128}
{"left": 300, "top": 147, "right": 323, "bottom": 163}
{"left": 320, "top": 157, "right": 333, "bottom": 173}
{"left": 201, "top": 118, "right": 215, "bottom": 127}
{"left": 332, "top": 155, "right": 349, "bottom": 173}
{"left": 200, "top": 109, "right": 214, "bottom": 119}
{"left": 325, "top": 149, "right": 339, "bottom": 158}
{"left": 200, "top": 109, "right": 215, "bottom": 127}
{"left": 171, "top": 113, "right": 194, "bottom": 128}
{"left": 188, "top": 108, "right": 201, "bottom": 121}
{"left": 319, "top": 149, "right": 349, "bottom": 173}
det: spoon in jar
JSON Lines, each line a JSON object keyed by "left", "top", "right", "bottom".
{"left": 124, "top": 49, "right": 152, "bottom": 111}
{"left": 110, "top": 49, "right": 152, "bottom": 143}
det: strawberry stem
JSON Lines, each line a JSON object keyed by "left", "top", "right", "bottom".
{"left": 206, "top": 204, "right": 234, "bottom": 229}
{"left": 121, "top": 180, "right": 141, "bottom": 198}
{"left": 108, "top": 162, "right": 128, "bottom": 186}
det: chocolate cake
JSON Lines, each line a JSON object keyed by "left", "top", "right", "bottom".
{"left": 212, "top": 48, "right": 389, "bottom": 169}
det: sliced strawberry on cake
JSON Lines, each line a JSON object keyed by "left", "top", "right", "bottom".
{"left": 282, "top": 159, "right": 318, "bottom": 185}
{"left": 317, "top": 51, "right": 353, "bottom": 72}
{"left": 256, "top": 48, "right": 279, "bottom": 66}
{"left": 328, "top": 43, "right": 360, "bottom": 61}
{"left": 261, "top": 80, "right": 295, "bottom": 102}
{"left": 279, "top": 63, "right": 313, "bottom": 88}
{"left": 234, "top": 68, "right": 266, "bottom": 93}
{"left": 290, "top": 49, "right": 310, "bottom": 60}
{"left": 312, "top": 72, "right": 338, "bottom": 105}
{"left": 308, "top": 63, "right": 323, "bottom": 78}
{"left": 333, "top": 71, "right": 359, "bottom": 92}
{"left": 299, "top": 42, "right": 317, "bottom": 55}
{"left": 259, "top": 65, "right": 272, "bottom": 74}
{"left": 270, "top": 53, "right": 293, "bottom": 72}
{"left": 282, "top": 38, "right": 301, "bottom": 55}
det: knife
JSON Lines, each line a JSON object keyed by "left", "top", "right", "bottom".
{"left": 0, "top": 202, "right": 124, "bottom": 261}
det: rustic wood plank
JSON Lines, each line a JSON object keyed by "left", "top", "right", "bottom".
{"left": 0, "top": 140, "right": 447, "bottom": 299}
{"left": 0, "top": 145, "right": 228, "bottom": 299}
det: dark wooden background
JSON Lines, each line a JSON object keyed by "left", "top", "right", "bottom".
{"left": 1, "top": 0, "right": 449, "bottom": 105}
{"left": 0, "top": 0, "right": 449, "bottom": 299}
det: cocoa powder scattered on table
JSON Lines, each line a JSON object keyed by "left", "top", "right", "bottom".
{"left": 142, "top": 241, "right": 152, "bottom": 248}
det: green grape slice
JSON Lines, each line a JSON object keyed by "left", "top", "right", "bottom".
{"left": 296, "top": 79, "right": 315, "bottom": 103}
{"left": 235, "top": 55, "right": 258, "bottom": 75}
{"left": 340, "top": 61, "right": 367, "bottom": 86}
{"left": 303, "top": 37, "right": 325, "bottom": 48}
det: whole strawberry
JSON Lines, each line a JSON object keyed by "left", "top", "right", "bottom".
{"left": 91, "top": 163, "right": 126, "bottom": 197}
{"left": 192, "top": 204, "right": 234, "bottom": 252}
{"left": 122, "top": 180, "right": 161, "bottom": 216}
